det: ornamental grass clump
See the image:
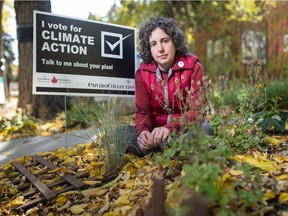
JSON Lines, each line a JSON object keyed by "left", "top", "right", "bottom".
{"left": 70, "top": 97, "right": 131, "bottom": 176}
{"left": 96, "top": 103, "right": 131, "bottom": 175}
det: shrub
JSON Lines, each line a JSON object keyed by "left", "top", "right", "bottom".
{"left": 217, "top": 79, "right": 288, "bottom": 111}
{"left": 265, "top": 80, "right": 288, "bottom": 109}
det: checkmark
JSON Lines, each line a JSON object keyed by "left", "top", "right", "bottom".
{"left": 105, "top": 34, "right": 131, "bottom": 51}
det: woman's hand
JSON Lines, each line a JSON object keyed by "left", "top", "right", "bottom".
{"left": 137, "top": 127, "right": 170, "bottom": 151}
{"left": 151, "top": 127, "right": 170, "bottom": 146}
{"left": 137, "top": 131, "right": 154, "bottom": 151}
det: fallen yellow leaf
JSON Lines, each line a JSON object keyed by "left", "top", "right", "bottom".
{"left": 39, "top": 131, "right": 52, "bottom": 136}
{"left": 70, "top": 204, "right": 88, "bottom": 215}
{"left": 82, "top": 180, "right": 101, "bottom": 186}
{"left": 0, "top": 209, "right": 7, "bottom": 215}
{"left": 216, "top": 173, "right": 235, "bottom": 190}
{"left": 25, "top": 207, "right": 39, "bottom": 215}
{"left": 119, "top": 189, "right": 132, "bottom": 196}
{"left": 276, "top": 174, "right": 288, "bottom": 181}
{"left": 53, "top": 186, "right": 63, "bottom": 191}
{"left": 273, "top": 157, "right": 288, "bottom": 164}
{"left": 264, "top": 136, "right": 282, "bottom": 146}
{"left": 80, "top": 187, "right": 108, "bottom": 197}
{"left": 102, "top": 174, "right": 122, "bottom": 188}
{"left": 54, "top": 196, "right": 68, "bottom": 207}
{"left": 252, "top": 161, "right": 278, "bottom": 172}
{"left": 130, "top": 189, "right": 145, "bottom": 197}
{"left": 48, "top": 167, "right": 66, "bottom": 174}
{"left": 263, "top": 190, "right": 276, "bottom": 202}
{"left": 253, "top": 151, "right": 268, "bottom": 161}
{"left": 231, "top": 155, "right": 278, "bottom": 172}
{"left": 228, "top": 169, "right": 243, "bottom": 176}
{"left": 57, "top": 200, "right": 71, "bottom": 212}
{"left": 272, "top": 136, "right": 288, "bottom": 143}
{"left": 114, "top": 194, "right": 131, "bottom": 206}
{"left": 279, "top": 192, "right": 288, "bottom": 204}
{"left": 11, "top": 196, "right": 25, "bottom": 205}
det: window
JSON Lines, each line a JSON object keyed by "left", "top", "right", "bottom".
{"left": 241, "top": 30, "right": 266, "bottom": 64}
{"left": 206, "top": 37, "right": 232, "bottom": 60}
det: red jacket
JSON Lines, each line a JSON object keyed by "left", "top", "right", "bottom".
{"left": 135, "top": 54, "right": 205, "bottom": 135}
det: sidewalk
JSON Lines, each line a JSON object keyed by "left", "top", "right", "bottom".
{"left": 0, "top": 128, "right": 94, "bottom": 164}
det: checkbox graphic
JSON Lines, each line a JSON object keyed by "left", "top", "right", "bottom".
{"left": 101, "top": 31, "right": 131, "bottom": 59}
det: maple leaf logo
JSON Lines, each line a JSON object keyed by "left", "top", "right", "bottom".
{"left": 51, "top": 76, "right": 58, "bottom": 84}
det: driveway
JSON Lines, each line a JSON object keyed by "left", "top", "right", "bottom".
{"left": 0, "top": 128, "right": 94, "bottom": 164}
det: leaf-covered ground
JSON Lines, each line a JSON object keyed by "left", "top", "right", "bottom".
{"left": 0, "top": 143, "right": 160, "bottom": 215}
{"left": 1, "top": 130, "right": 288, "bottom": 215}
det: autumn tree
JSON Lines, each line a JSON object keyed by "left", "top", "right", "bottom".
{"left": 14, "top": 0, "right": 66, "bottom": 118}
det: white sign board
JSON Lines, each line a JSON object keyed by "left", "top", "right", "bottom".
{"left": 9, "top": 82, "right": 19, "bottom": 96}
{"left": 33, "top": 11, "right": 136, "bottom": 97}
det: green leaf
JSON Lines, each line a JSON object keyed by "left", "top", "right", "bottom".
{"left": 165, "top": 157, "right": 171, "bottom": 167}
{"left": 259, "top": 118, "right": 273, "bottom": 132}
{"left": 273, "top": 119, "right": 286, "bottom": 132}
{"left": 279, "top": 111, "right": 288, "bottom": 122}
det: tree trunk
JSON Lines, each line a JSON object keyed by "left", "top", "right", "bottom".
{"left": 14, "top": 0, "right": 67, "bottom": 119}
{"left": 0, "top": 2, "right": 4, "bottom": 103}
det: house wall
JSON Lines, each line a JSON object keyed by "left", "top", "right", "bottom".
{"left": 266, "top": 1, "right": 288, "bottom": 79}
{"left": 194, "top": 1, "right": 288, "bottom": 80}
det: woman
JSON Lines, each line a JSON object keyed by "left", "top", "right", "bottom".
{"left": 126, "top": 17, "right": 212, "bottom": 156}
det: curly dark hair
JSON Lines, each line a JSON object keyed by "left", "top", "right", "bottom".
{"left": 138, "top": 17, "right": 189, "bottom": 64}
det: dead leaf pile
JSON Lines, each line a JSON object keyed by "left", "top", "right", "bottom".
{"left": 227, "top": 135, "right": 288, "bottom": 213}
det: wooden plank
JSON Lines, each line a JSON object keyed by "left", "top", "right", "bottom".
{"left": 33, "top": 155, "right": 84, "bottom": 188}
{"left": 14, "top": 196, "right": 46, "bottom": 211}
{"left": 12, "top": 161, "right": 57, "bottom": 200}
{"left": 23, "top": 171, "right": 89, "bottom": 198}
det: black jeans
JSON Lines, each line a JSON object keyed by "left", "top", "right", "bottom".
{"left": 115, "top": 125, "right": 161, "bottom": 157}
{"left": 122, "top": 122, "right": 214, "bottom": 157}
